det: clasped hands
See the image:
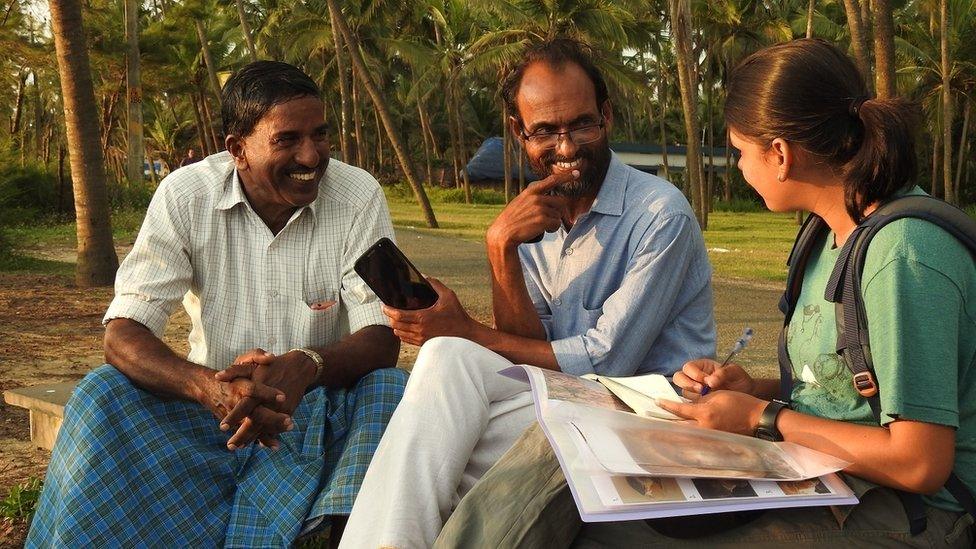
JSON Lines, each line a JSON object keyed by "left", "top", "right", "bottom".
{"left": 200, "top": 348, "right": 317, "bottom": 451}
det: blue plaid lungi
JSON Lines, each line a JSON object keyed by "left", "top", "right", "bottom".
{"left": 26, "top": 364, "right": 408, "bottom": 548}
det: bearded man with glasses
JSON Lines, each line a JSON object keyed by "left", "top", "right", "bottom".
{"left": 340, "top": 39, "right": 716, "bottom": 549}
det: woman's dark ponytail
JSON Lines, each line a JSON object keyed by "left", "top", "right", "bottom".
{"left": 725, "top": 38, "right": 920, "bottom": 223}
{"left": 843, "top": 98, "right": 919, "bottom": 223}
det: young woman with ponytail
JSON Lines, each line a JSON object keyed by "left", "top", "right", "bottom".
{"left": 430, "top": 39, "right": 976, "bottom": 547}
{"left": 650, "top": 37, "right": 976, "bottom": 546}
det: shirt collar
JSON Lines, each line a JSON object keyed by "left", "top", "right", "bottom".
{"left": 588, "top": 152, "right": 627, "bottom": 217}
{"left": 215, "top": 169, "right": 248, "bottom": 211}
{"left": 215, "top": 169, "right": 320, "bottom": 220}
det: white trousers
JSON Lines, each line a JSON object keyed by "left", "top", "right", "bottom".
{"left": 339, "top": 337, "right": 536, "bottom": 549}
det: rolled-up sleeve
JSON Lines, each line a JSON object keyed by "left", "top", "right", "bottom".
{"left": 340, "top": 185, "right": 396, "bottom": 333}
{"left": 551, "top": 213, "right": 704, "bottom": 376}
{"left": 103, "top": 182, "right": 192, "bottom": 337}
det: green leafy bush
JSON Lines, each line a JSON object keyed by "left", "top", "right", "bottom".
{"left": 0, "top": 164, "right": 63, "bottom": 220}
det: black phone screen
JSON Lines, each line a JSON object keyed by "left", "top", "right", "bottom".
{"left": 354, "top": 238, "right": 438, "bottom": 310}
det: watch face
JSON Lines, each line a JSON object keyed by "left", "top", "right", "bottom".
{"left": 755, "top": 428, "right": 781, "bottom": 442}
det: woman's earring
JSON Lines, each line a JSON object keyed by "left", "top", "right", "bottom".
{"left": 777, "top": 172, "right": 786, "bottom": 182}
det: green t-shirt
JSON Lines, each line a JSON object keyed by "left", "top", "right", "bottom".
{"left": 786, "top": 195, "right": 976, "bottom": 512}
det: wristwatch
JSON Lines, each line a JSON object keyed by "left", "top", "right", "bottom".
{"left": 289, "top": 347, "right": 325, "bottom": 386}
{"left": 754, "top": 400, "right": 790, "bottom": 441}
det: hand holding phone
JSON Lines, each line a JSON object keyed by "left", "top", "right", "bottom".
{"left": 354, "top": 238, "right": 438, "bottom": 310}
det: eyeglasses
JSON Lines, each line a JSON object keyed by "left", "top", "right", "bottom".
{"left": 520, "top": 119, "right": 606, "bottom": 149}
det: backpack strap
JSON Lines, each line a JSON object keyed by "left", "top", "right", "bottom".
{"left": 826, "top": 195, "right": 976, "bottom": 410}
{"left": 824, "top": 224, "right": 882, "bottom": 417}
{"left": 824, "top": 195, "right": 976, "bottom": 531}
{"left": 777, "top": 213, "right": 828, "bottom": 401}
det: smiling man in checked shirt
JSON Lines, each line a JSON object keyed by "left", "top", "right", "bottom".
{"left": 341, "top": 39, "right": 716, "bottom": 549}
{"left": 27, "top": 61, "right": 406, "bottom": 548}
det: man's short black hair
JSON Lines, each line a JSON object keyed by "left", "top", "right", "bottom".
{"left": 501, "top": 38, "right": 609, "bottom": 128}
{"left": 221, "top": 61, "right": 321, "bottom": 137}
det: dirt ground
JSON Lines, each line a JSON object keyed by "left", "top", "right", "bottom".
{"left": 0, "top": 228, "right": 782, "bottom": 546}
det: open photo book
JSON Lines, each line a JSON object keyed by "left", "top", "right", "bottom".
{"left": 500, "top": 365, "right": 859, "bottom": 522}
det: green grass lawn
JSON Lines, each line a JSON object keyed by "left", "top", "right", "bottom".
{"left": 386, "top": 192, "right": 799, "bottom": 283}
{"left": 0, "top": 192, "right": 801, "bottom": 283}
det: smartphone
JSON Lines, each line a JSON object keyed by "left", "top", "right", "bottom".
{"left": 354, "top": 238, "right": 438, "bottom": 310}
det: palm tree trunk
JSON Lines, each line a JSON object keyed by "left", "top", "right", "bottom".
{"left": 327, "top": 0, "right": 437, "bottom": 227}
{"left": 860, "top": 0, "right": 872, "bottom": 50}
{"left": 198, "top": 87, "right": 220, "bottom": 153}
{"left": 190, "top": 94, "right": 209, "bottom": 155}
{"left": 49, "top": 0, "right": 119, "bottom": 286}
{"left": 931, "top": 129, "right": 943, "bottom": 199}
{"left": 705, "top": 67, "right": 715, "bottom": 212}
{"left": 234, "top": 0, "right": 258, "bottom": 62}
{"left": 10, "top": 72, "right": 25, "bottom": 136}
{"left": 806, "top": 0, "right": 816, "bottom": 37}
{"left": 124, "top": 0, "right": 144, "bottom": 183}
{"left": 841, "top": 0, "right": 872, "bottom": 83}
{"left": 57, "top": 139, "right": 67, "bottom": 212}
{"left": 669, "top": 0, "right": 707, "bottom": 228}
{"left": 418, "top": 97, "right": 440, "bottom": 160}
{"left": 329, "top": 7, "right": 354, "bottom": 163}
{"left": 639, "top": 51, "right": 665, "bottom": 180}
{"left": 452, "top": 83, "right": 472, "bottom": 203}
{"left": 940, "top": 0, "right": 955, "bottom": 204}
{"left": 872, "top": 0, "right": 897, "bottom": 98}
{"left": 352, "top": 74, "right": 365, "bottom": 168}
{"left": 195, "top": 20, "right": 223, "bottom": 108}
{"left": 444, "top": 84, "right": 462, "bottom": 190}
{"left": 417, "top": 102, "right": 433, "bottom": 185}
{"left": 373, "top": 106, "right": 385, "bottom": 177}
{"left": 724, "top": 131, "right": 732, "bottom": 202}
{"left": 656, "top": 56, "right": 671, "bottom": 180}
{"left": 418, "top": 98, "right": 440, "bottom": 161}
{"left": 954, "top": 98, "right": 970, "bottom": 196}
{"left": 100, "top": 73, "right": 124, "bottom": 159}
{"left": 33, "top": 71, "right": 44, "bottom": 159}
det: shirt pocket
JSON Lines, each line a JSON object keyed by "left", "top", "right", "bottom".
{"left": 297, "top": 288, "right": 340, "bottom": 347}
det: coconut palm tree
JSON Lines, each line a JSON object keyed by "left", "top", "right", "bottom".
{"left": 124, "top": 0, "right": 144, "bottom": 184}
{"left": 48, "top": 0, "right": 120, "bottom": 286}
{"left": 669, "top": 0, "right": 707, "bottom": 228}
{"left": 327, "top": 0, "right": 439, "bottom": 228}
{"left": 841, "top": 0, "right": 873, "bottom": 85}
{"left": 873, "top": 0, "right": 898, "bottom": 98}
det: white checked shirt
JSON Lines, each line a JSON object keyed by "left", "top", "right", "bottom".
{"left": 104, "top": 152, "right": 394, "bottom": 370}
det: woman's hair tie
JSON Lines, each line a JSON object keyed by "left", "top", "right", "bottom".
{"left": 849, "top": 96, "right": 869, "bottom": 117}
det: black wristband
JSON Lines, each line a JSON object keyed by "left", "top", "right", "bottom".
{"left": 754, "top": 400, "right": 790, "bottom": 441}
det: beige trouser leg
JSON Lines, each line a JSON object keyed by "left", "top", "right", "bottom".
{"left": 437, "top": 425, "right": 975, "bottom": 549}
{"left": 339, "top": 337, "right": 536, "bottom": 549}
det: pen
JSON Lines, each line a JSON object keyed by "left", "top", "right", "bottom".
{"left": 700, "top": 327, "right": 754, "bottom": 396}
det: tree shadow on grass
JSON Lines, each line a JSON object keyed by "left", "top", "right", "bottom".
{"left": 0, "top": 253, "right": 74, "bottom": 276}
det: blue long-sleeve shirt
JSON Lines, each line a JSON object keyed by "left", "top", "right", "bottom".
{"left": 519, "top": 154, "right": 716, "bottom": 377}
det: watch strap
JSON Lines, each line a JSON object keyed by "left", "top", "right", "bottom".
{"left": 755, "top": 399, "right": 790, "bottom": 441}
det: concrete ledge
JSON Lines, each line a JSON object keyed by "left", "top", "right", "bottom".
{"left": 4, "top": 382, "right": 77, "bottom": 451}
